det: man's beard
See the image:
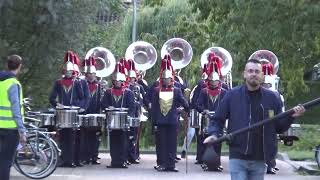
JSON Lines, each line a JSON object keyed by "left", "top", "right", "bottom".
{"left": 247, "top": 79, "right": 260, "bottom": 87}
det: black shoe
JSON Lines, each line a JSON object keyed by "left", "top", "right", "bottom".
{"left": 83, "top": 161, "right": 90, "bottom": 165}
{"left": 181, "top": 151, "right": 186, "bottom": 159}
{"left": 59, "top": 163, "right": 76, "bottom": 168}
{"left": 175, "top": 156, "right": 181, "bottom": 161}
{"left": 154, "top": 165, "right": 160, "bottom": 170}
{"left": 107, "top": 164, "right": 128, "bottom": 169}
{"left": 156, "top": 166, "right": 166, "bottom": 172}
{"left": 75, "top": 162, "right": 84, "bottom": 167}
{"left": 266, "top": 168, "right": 276, "bottom": 174}
{"left": 200, "top": 164, "right": 207, "bottom": 169}
{"left": 274, "top": 167, "right": 279, "bottom": 171}
{"left": 205, "top": 167, "right": 223, "bottom": 172}
{"left": 166, "top": 167, "right": 179, "bottom": 172}
{"left": 125, "top": 161, "right": 131, "bottom": 165}
{"left": 129, "top": 159, "right": 140, "bottom": 164}
{"left": 91, "top": 160, "right": 101, "bottom": 165}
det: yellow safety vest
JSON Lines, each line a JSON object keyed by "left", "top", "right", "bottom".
{"left": 0, "top": 78, "right": 24, "bottom": 129}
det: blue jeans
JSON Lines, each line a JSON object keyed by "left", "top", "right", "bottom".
{"left": 229, "top": 159, "right": 266, "bottom": 180}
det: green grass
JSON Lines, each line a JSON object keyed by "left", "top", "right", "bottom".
{"left": 279, "top": 124, "right": 320, "bottom": 160}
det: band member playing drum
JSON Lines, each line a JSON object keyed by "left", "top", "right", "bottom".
{"left": 196, "top": 56, "right": 227, "bottom": 172}
{"left": 101, "top": 62, "right": 135, "bottom": 169}
{"left": 82, "top": 56, "right": 102, "bottom": 165}
{"left": 127, "top": 59, "right": 146, "bottom": 164}
{"left": 72, "top": 53, "right": 90, "bottom": 167}
{"left": 49, "top": 51, "right": 84, "bottom": 168}
{"left": 150, "top": 55, "right": 189, "bottom": 172}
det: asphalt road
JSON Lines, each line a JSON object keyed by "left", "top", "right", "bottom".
{"left": 11, "top": 154, "right": 320, "bottom": 180}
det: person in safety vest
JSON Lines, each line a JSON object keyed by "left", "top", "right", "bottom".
{"left": 0, "top": 54, "right": 26, "bottom": 180}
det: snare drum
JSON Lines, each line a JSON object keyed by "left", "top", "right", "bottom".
{"left": 128, "top": 116, "right": 140, "bottom": 127}
{"left": 38, "top": 113, "right": 56, "bottom": 126}
{"left": 86, "top": 114, "right": 105, "bottom": 127}
{"left": 77, "top": 115, "right": 88, "bottom": 127}
{"left": 105, "top": 108, "right": 128, "bottom": 130}
{"left": 190, "top": 109, "right": 201, "bottom": 128}
{"left": 55, "top": 109, "right": 79, "bottom": 128}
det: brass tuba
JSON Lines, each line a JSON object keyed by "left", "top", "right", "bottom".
{"left": 125, "top": 41, "right": 157, "bottom": 71}
{"left": 85, "top": 47, "right": 116, "bottom": 78}
{"left": 201, "top": 47, "right": 233, "bottom": 88}
{"left": 248, "top": 50, "right": 279, "bottom": 74}
{"left": 161, "top": 38, "right": 193, "bottom": 70}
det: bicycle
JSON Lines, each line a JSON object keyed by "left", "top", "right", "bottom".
{"left": 13, "top": 98, "right": 60, "bottom": 179}
{"left": 13, "top": 122, "right": 60, "bottom": 179}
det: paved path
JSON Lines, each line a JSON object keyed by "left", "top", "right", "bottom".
{"left": 11, "top": 154, "right": 319, "bottom": 180}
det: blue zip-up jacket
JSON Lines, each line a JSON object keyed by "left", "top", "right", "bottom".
{"left": 209, "top": 85, "right": 294, "bottom": 162}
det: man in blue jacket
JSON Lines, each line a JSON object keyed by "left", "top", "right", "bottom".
{"left": 204, "top": 59, "right": 305, "bottom": 180}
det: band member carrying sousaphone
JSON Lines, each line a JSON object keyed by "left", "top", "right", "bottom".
{"left": 101, "top": 61, "right": 135, "bottom": 169}
{"left": 181, "top": 63, "right": 208, "bottom": 161}
{"left": 83, "top": 47, "right": 116, "bottom": 165}
{"left": 126, "top": 59, "right": 147, "bottom": 164}
{"left": 49, "top": 50, "right": 85, "bottom": 168}
{"left": 150, "top": 55, "right": 189, "bottom": 172}
{"left": 196, "top": 53, "right": 227, "bottom": 172}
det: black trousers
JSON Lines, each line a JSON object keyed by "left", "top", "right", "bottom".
{"left": 0, "top": 129, "right": 19, "bottom": 180}
{"left": 59, "top": 128, "right": 76, "bottom": 164}
{"left": 158, "top": 125, "right": 178, "bottom": 169}
{"left": 127, "top": 127, "right": 138, "bottom": 161}
{"left": 85, "top": 127, "right": 101, "bottom": 162}
{"left": 109, "top": 130, "right": 127, "bottom": 166}
{"left": 196, "top": 128, "right": 206, "bottom": 162}
{"left": 154, "top": 126, "right": 161, "bottom": 166}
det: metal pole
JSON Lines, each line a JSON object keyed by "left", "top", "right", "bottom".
{"left": 132, "top": 0, "right": 137, "bottom": 42}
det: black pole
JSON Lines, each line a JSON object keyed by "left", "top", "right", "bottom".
{"left": 211, "top": 97, "right": 320, "bottom": 144}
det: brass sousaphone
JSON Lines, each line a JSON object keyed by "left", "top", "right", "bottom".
{"left": 125, "top": 41, "right": 158, "bottom": 71}
{"left": 161, "top": 38, "right": 193, "bottom": 70}
{"left": 85, "top": 47, "right": 116, "bottom": 78}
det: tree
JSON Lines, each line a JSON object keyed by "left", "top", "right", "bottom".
{"left": 0, "top": 0, "right": 122, "bottom": 107}
{"left": 189, "top": 0, "right": 320, "bottom": 100}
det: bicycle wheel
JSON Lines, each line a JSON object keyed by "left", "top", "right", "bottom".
{"left": 316, "top": 145, "right": 320, "bottom": 168}
{"left": 14, "top": 135, "right": 58, "bottom": 179}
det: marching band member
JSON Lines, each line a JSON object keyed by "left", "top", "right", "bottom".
{"left": 101, "top": 62, "right": 135, "bottom": 168}
{"left": 181, "top": 64, "right": 208, "bottom": 159}
{"left": 72, "top": 53, "right": 90, "bottom": 167}
{"left": 261, "top": 61, "right": 282, "bottom": 174}
{"left": 82, "top": 56, "right": 102, "bottom": 165}
{"left": 196, "top": 58, "right": 227, "bottom": 171}
{"left": 150, "top": 55, "right": 189, "bottom": 172}
{"left": 127, "top": 59, "right": 146, "bottom": 164}
{"left": 49, "top": 51, "right": 84, "bottom": 167}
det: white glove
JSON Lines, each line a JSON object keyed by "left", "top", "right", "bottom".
{"left": 203, "top": 135, "right": 218, "bottom": 144}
